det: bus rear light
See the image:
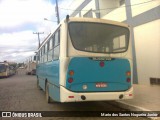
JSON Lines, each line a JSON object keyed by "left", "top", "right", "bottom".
{"left": 126, "top": 71, "right": 131, "bottom": 76}
{"left": 127, "top": 78, "right": 131, "bottom": 83}
{"left": 68, "top": 96, "right": 74, "bottom": 98}
{"left": 68, "top": 78, "right": 73, "bottom": 83}
{"left": 69, "top": 70, "right": 74, "bottom": 76}
{"left": 100, "top": 61, "right": 105, "bottom": 67}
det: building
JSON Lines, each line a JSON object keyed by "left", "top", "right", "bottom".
{"left": 69, "top": 0, "right": 160, "bottom": 85}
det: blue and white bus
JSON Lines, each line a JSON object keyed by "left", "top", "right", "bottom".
{"left": 36, "top": 16, "right": 133, "bottom": 103}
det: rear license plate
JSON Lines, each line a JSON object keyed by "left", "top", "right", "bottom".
{"left": 96, "top": 82, "right": 107, "bottom": 88}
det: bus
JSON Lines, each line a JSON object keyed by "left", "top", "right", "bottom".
{"left": 26, "top": 56, "right": 36, "bottom": 75}
{"left": 36, "top": 16, "right": 133, "bottom": 103}
{"left": 0, "top": 61, "right": 16, "bottom": 78}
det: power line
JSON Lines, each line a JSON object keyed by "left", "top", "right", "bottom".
{"left": 59, "top": 0, "right": 159, "bottom": 11}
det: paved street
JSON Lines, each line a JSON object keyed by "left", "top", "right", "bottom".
{"left": 0, "top": 69, "right": 150, "bottom": 120}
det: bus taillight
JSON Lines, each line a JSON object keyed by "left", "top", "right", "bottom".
{"left": 68, "top": 78, "right": 73, "bottom": 83}
{"left": 126, "top": 71, "right": 131, "bottom": 76}
{"left": 69, "top": 70, "right": 74, "bottom": 76}
{"left": 127, "top": 78, "right": 131, "bottom": 83}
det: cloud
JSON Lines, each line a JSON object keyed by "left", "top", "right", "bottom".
{"left": 0, "top": 0, "right": 74, "bottom": 62}
{"left": 0, "top": 0, "right": 54, "bottom": 28}
{"left": 0, "top": 30, "right": 41, "bottom": 62}
{"left": 0, "top": 31, "right": 36, "bottom": 46}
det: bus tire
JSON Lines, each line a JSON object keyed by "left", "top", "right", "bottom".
{"left": 46, "top": 82, "right": 52, "bottom": 103}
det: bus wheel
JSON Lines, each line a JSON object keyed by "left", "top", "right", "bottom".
{"left": 46, "top": 82, "right": 52, "bottom": 103}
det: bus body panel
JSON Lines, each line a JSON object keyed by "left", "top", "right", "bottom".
{"left": 37, "top": 63, "right": 46, "bottom": 90}
{"left": 60, "top": 86, "right": 133, "bottom": 102}
{"left": 39, "top": 78, "right": 46, "bottom": 91}
{"left": 45, "top": 60, "right": 60, "bottom": 86}
{"left": 49, "top": 83, "right": 60, "bottom": 102}
{"left": 66, "top": 57, "right": 131, "bottom": 92}
{"left": 37, "top": 60, "right": 60, "bottom": 101}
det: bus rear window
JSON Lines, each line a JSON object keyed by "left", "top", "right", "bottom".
{"left": 68, "top": 22, "right": 130, "bottom": 53}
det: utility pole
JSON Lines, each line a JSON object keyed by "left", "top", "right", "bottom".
{"left": 55, "top": 0, "right": 60, "bottom": 24}
{"left": 33, "top": 32, "right": 44, "bottom": 48}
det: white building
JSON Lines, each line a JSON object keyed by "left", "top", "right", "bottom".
{"left": 69, "top": 0, "right": 160, "bottom": 85}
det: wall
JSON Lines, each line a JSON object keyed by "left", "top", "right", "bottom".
{"left": 131, "top": 0, "right": 160, "bottom": 17}
{"left": 134, "top": 19, "right": 160, "bottom": 85}
{"left": 102, "top": 5, "right": 126, "bottom": 22}
{"left": 69, "top": 0, "right": 160, "bottom": 85}
{"left": 99, "top": 0, "right": 119, "bottom": 17}
{"left": 68, "top": 0, "right": 85, "bottom": 15}
{"left": 81, "top": 0, "right": 96, "bottom": 18}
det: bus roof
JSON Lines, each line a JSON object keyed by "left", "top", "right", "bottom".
{"left": 68, "top": 17, "right": 129, "bottom": 28}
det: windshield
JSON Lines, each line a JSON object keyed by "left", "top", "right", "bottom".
{"left": 0, "top": 64, "right": 6, "bottom": 72}
{"left": 68, "top": 22, "right": 130, "bottom": 53}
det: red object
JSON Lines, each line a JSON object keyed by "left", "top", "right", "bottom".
{"left": 100, "top": 61, "right": 105, "bottom": 67}
{"left": 127, "top": 78, "right": 131, "bottom": 82}
{"left": 68, "top": 78, "right": 73, "bottom": 83}
{"left": 68, "top": 96, "right": 74, "bottom": 98}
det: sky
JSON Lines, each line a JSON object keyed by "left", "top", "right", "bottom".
{"left": 0, "top": 0, "right": 74, "bottom": 63}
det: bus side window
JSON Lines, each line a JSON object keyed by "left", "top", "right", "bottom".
{"left": 52, "top": 35, "right": 55, "bottom": 59}
{"left": 44, "top": 43, "right": 48, "bottom": 62}
{"left": 37, "top": 51, "right": 40, "bottom": 63}
{"left": 53, "top": 30, "right": 60, "bottom": 60}
{"left": 48, "top": 37, "right": 54, "bottom": 61}
{"left": 40, "top": 49, "right": 42, "bottom": 63}
{"left": 42, "top": 46, "right": 45, "bottom": 63}
{"left": 38, "top": 50, "right": 41, "bottom": 63}
{"left": 54, "top": 30, "right": 59, "bottom": 46}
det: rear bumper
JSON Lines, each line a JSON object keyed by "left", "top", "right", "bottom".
{"left": 60, "top": 86, "right": 133, "bottom": 102}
